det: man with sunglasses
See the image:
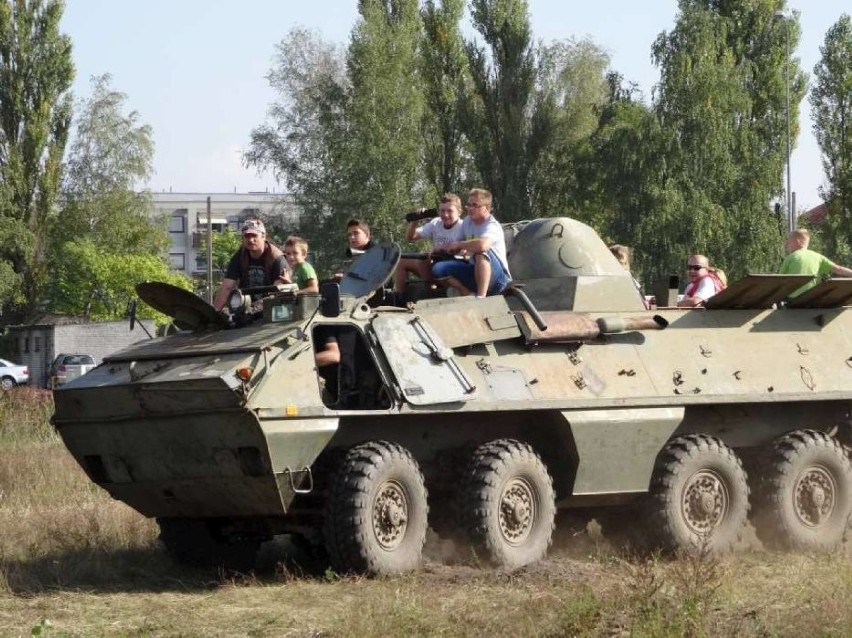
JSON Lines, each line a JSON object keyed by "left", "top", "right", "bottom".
{"left": 677, "top": 254, "right": 723, "bottom": 307}
{"left": 432, "top": 188, "right": 512, "bottom": 298}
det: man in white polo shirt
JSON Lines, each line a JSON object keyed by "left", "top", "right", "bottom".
{"left": 432, "top": 188, "right": 512, "bottom": 297}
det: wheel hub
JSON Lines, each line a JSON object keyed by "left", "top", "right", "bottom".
{"left": 499, "top": 478, "right": 536, "bottom": 545}
{"left": 373, "top": 481, "right": 408, "bottom": 550}
{"left": 794, "top": 466, "right": 835, "bottom": 527}
{"left": 682, "top": 470, "right": 728, "bottom": 536}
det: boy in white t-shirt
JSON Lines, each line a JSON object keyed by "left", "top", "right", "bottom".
{"left": 393, "top": 193, "right": 465, "bottom": 297}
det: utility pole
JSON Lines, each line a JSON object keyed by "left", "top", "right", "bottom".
{"left": 775, "top": 11, "right": 794, "bottom": 233}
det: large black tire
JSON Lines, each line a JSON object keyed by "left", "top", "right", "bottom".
{"left": 0, "top": 376, "right": 15, "bottom": 391}
{"left": 157, "top": 518, "right": 259, "bottom": 571}
{"left": 322, "top": 441, "right": 428, "bottom": 576}
{"left": 459, "top": 439, "right": 556, "bottom": 570}
{"left": 750, "top": 430, "right": 852, "bottom": 552}
{"left": 648, "top": 434, "right": 749, "bottom": 554}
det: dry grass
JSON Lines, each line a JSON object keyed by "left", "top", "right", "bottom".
{"left": 1, "top": 388, "right": 850, "bottom": 637}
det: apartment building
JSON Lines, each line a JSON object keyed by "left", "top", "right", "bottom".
{"left": 151, "top": 191, "right": 301, "bottom": 277}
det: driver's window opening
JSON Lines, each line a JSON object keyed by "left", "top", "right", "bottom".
{"left": 312, "top": 325, "right": 392, "bottom": 410}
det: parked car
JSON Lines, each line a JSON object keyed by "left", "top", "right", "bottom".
{"left": 49, "top": 354, "right": 96, "bottom": 388}
{"left": 0, "top": 358, "right": 29, "bottom": 390}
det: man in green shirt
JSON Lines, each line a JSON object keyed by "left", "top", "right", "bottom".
{"left": 780, "top": 228, "right": 852, "bottom": 297}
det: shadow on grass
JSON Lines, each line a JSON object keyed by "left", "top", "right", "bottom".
{"left": 2, "top": 536, "right": 334, "bottom": 595}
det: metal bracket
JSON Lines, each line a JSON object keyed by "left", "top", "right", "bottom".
{"left": 283, "top": 466, "right": 314, "bottom": 494}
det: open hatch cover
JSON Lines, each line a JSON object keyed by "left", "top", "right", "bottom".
{"left": 339, "top": 243, "right": 401, "bottom": 302}
{"left": 136, "top": 281, "right": 226, "bottom": 331}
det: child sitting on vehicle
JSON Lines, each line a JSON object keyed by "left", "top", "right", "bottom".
{"left": 284, "top": 236, "right": 319, "bottom": 293}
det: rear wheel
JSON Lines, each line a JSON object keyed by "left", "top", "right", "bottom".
{"left": 0, "top": 376, "right": 15, "bottom": 391}
{"left": 323, "top": 441, "right": 428, "bottom": 576}
{"left": 648, "top": 434, "right": 749, "bottom": 554}
{"left": 459, "top": 439, "right": 556, "bottom": 570}
{"left": 157, "top": 518, "right": 259, "bottom": 571}
{"left": 751, "top": 430, "right": 851, "bottom": 551}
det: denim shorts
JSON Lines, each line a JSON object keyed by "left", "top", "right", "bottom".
{"left": 431, "top": 249, "right": 511, "bottom": 295}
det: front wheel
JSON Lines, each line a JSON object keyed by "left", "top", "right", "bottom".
{"left": 459, "top": 439, "right": 556, "bottom": 570}
{"left": 648, "top": 434, "right": 749, "bottom": 554}
{"left": 751, "top": 430, "right": 851, "bottom": 551}
{"left": 323, "top": 441, "right": 428, "bottom": 576}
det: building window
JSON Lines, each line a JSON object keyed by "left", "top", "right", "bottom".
{"left": 169, "top": 253, "right": 186, "bottom": 270}
{"left": 34, "top": 337, "right": 41, "bottom": 352}
{"left": 169, "top": 214, "right": 186, "bottom": 233}
{"left": 24, "top": 337, "right": 29, "bottom": 353}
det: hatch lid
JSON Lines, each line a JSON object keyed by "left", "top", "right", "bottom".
{"left": 371, "top": 314, "right": 476, "bottom": 405}
{"left": 339, "top": 243, "right": 401, "bottom": 302}
{"left": 136, "top": 281, "right": 226, "bottom": 331}
{"left": 704, "top": 274, "right": 812, "bottom": 309}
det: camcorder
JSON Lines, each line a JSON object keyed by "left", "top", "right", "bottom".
{"left": 404, "top": 207, "right": 439, "bottom": 223}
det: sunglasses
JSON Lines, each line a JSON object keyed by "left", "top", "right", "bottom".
{"left": 686, "top": 265, "right": 704, "bottom": 271}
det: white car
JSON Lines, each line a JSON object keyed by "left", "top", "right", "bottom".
{"left": 0, "top": 358, "right": 29, "bottom": 390}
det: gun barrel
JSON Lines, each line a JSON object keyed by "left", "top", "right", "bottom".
{"left": 520, "top": 312, "right": 667, "bottom": 343}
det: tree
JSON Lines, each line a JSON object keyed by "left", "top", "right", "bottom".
{"left": 45, "top": 74, "right": 174, "bottom": 317}
{"left": 245, "top": 27, "right": 351, "bottom": 273}
{"left": 810, "top": 14, "right": 852, "bottom": 263}
{"left": 463, "top": 0, "right": 543, "bottom": 220}
{"left": 49, "top": 239, "right": 190, "bottom": 323}
{"left": 529, "top": 37, "right": 611, "bottom": 222}
{"left": 344, "top": 0, "right": 425, "bottom": 241}
{"left": 0, "top": 0, "right": 74, "bottom": 320}
{"left": 420, "top": 0, "right": 470, "bottom": 197}
{"left": 55, "top": 74, "right": 166, "bottom": 256}
{"left": 639, "top": 0, "right": 806, "bottom": 284}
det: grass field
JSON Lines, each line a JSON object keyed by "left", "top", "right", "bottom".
{"left": 1, "top": 388, "right": 850, "bottom": 637}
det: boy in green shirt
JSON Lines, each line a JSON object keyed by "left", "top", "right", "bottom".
{"left": 780, "top": 228, "right": 852, "bottom": 297}
{"left": 284, "top": 236, "right": 319, "bottom": 293}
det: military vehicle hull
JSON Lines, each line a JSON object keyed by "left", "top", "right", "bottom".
{"left": 53, "top": 218, "right": 852, "bottom": 574}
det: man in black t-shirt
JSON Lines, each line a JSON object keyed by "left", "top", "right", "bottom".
{"left": 213, "top": 219, "right": 291, "bottom": 311}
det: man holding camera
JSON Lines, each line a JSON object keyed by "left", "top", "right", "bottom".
{"left": 393, "top": 193, "right": 465, "bottom": 298}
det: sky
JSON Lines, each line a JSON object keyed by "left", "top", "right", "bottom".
{"left": 61, "top": 0, "right": 849, "bottom": 212}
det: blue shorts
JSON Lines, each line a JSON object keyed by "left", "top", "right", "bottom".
{"left": 431, "top": 250, "right": 512, "bottom": 295}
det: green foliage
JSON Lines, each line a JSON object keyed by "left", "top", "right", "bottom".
{"left": 420, "top": 0, "right": 471, "bottom": 198}
{"left": 636, "top": 0, "right": 804, "bottom": 285}
{"left": 344, "top": 0, "right": 426, "bottom": 241}
{"left": 529, "top": 37, "right": 611, "bottom": 223}
{"left": 464, "top": 0, "right": 540, "bottom": 221}
{"left": 55, "top": 74, "right": 166, "bottom": 256}
{"left": 0, "top": 0, "right": 74, "bottom": 321}
{"left": 192, "top": 225, "right": 243, "bottom": 297}
{"left": 245, "top": 27, "right": 352, "bottom": 275}
{"left": 247, "top": 2, "right": 425, "bottom": 275}
{"left": 810, "top": 14, "right": 852, "bottom": 264}
{"left": 49, "top": 239, "right": 191, "bottom": 322}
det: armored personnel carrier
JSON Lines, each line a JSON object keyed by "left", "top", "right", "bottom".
{"left": 52, "top": 217, "right": 851, "bottom": 575}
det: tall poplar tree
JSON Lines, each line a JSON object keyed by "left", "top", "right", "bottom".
{"left": 464, "top": 0, "right": 543, "bottom": 220}
{"left": 810, "top": 14, "right": 852, "bottom": 263}
{"left": 345, "top": 0, "right": 424, "bottom": 242}
{"left": 641, "top": 0, "right": 805, "bottom": 283}
{"left": 0, "top": 0, "right": 74, "bottom": 320}
{"left": 420, "top": 0, "right": 469, "bottom": 197}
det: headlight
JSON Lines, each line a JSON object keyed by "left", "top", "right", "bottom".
{"left": 227, "top": 289, "right": 246, "bottom": 312}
